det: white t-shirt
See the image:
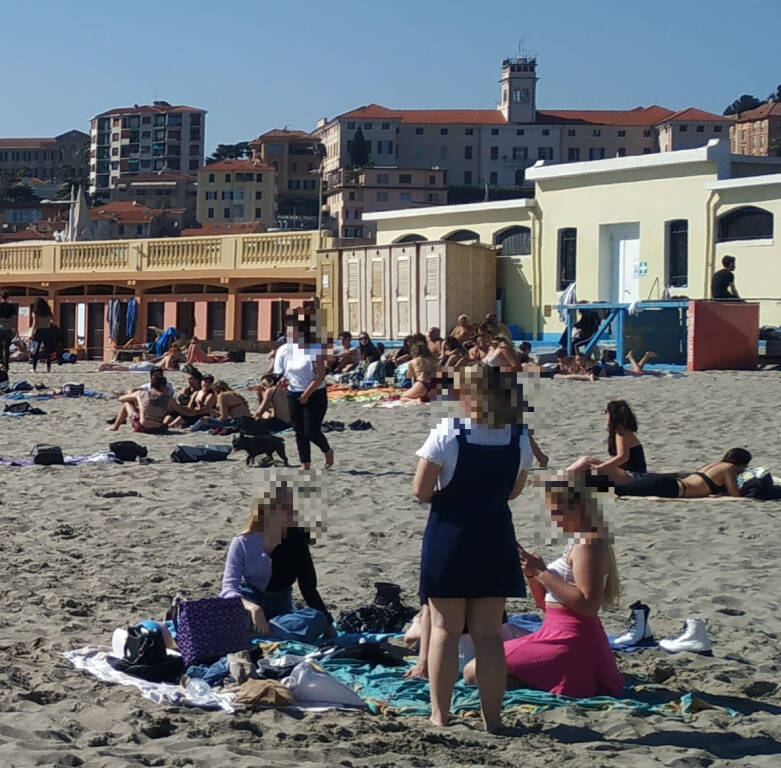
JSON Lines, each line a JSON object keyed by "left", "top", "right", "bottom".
{"left": 139, "top": 381, "right": 175, "bottom": 398}
{"left": 274, "top": 342, "right": 325, "bottom": 393}
{"left": 416, "top": 417, "right": 533, "bottom": 490}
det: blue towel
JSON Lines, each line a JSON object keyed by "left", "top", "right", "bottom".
{"left": 125, "top": 298, "right": 138, "bottom": 340}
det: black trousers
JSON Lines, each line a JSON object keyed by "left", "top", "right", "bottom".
{"left": 0, "top": 329, "right": 12, "bottom": 370}
{"left": 32, "top": 327, "right": 54, "bottom": 372}
{"left": 287, "top": 387, "right": 330, "bottom": 464}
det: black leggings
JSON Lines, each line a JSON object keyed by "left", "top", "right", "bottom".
{"left": 620, "top": 473, "right": 680, "bottom": 498}
{"left": 287, "top": 388, "right": 330, "bottom": 464}
{"left": 32, "top": 327, "right": 54, "bottom": 372}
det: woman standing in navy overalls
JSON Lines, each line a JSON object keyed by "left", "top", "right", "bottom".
{"left": 413, "top": 365, "right": 532, "bottom": 732}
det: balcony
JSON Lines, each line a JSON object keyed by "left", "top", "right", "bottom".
{"left": 0, "top": 231, "right": 331, "bottom": 280}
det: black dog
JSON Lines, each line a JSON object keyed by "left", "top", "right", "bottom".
{"left": 232, "top": 433, "right": 288, "bottom": 466}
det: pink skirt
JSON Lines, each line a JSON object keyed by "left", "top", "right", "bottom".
{"left": 503, "top": 607, "right": 623, "bottom": 698}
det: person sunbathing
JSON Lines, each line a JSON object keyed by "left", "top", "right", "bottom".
{"left": 619, "top": 448, "right": 751, "bottom": 498}
{"left": 186, "top": 337, "right": 230, "bottom": 365}
{"left": 168, "top": 373, "right": 217, "bottom": 428}
{"left": 401, "top": 341, "right": 439, "bottom": 402}
{"left": 567, "top": 400, "right": 646, "bottom": 485}
{"left": 439, "top": 335, "right": 468, "bottom": 369}
{"left": 427, "top": 327, "right": 443, "bottom": 358}
{"left": 467, "top": 325, "right": 493, "bottom": 363}
{"left": 155, "top": 343, "right": 184, "bottom": 371}
{"left": 463, "top": 477, "right": 623, "bottom": 699}
{"left": 450, "top": 314, "right": 475, "bottom": 345}
{"left": 214, "top": 380, "right": 250, "bottom": 420}
{"left": 553, "top": 351, "right": 600, "bottom": 381}
{"left": 176, "top": 368, "right": 203, "bottom": 405}
{"left": 253, "top": 374, "right": 292, "bottom": 432}
{"left": 625, "top": 349, "right": 663, "bottom": 375}
{"left": 483, "top": 336, "right": 524, "bottom": 372}
{"left": 106, "top": 372, "right": 202, "bottom": 433}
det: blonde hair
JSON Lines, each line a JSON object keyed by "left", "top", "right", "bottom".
{"left": 453, "top": 365, "right": 525, "bottom": 428}
{"left": 241, "top": 481, "right": 294, "bottom": 535}
{"left": 545, "top": 482, "right": 621, "bottom": 607}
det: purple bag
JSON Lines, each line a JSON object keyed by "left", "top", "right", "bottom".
{"left": 173, "top": 596, "right": 251, "bottom": 666}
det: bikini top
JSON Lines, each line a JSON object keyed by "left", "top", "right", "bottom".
{"left": 544, "top": 544, "right": 575, "bottom": 604}
{"left": 694, "top": 471, "right": 726, "bottom": 495}
{"left": 621, "top": 443, "right": 647, "bottom": 473}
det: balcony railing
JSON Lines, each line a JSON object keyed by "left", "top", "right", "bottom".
{"left": 0, "top": 230, "right": 327, "bottom": 278}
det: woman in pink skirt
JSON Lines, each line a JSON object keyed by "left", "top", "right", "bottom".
{"left": 464, "top": 477, "right": 623, "bottom": 698}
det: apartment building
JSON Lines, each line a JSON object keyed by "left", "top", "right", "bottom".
{"left": 0, "top": 130, "right": 89, "bottom": 182}
{"left": 113, "top": 172, "right": 198, "bottom": 227}
{"left": 196, "top": 159, "right": 276, "bottom": 226}
{"left": 656, "top": 108, "right": 732, "bottom": 152}
{"left": 730, "top": 101, "right": 781, "bottom": 156}
{"left": 89, "top": 101, "right": 206, "bottom": 199}
{"left": 314, "top": 57, "right": 729, "bottom": 236}
{"left": 249, "top": 129, "right": 321, "bottom": 219}
{"left": 324, "top": 167, "right": 447, "bottom": 238}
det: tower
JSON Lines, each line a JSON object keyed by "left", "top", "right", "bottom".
{"left": 499, "top": 57, "right": 538, "bottom": 124}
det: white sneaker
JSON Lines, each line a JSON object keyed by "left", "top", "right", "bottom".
{"left": 659, "top": 617, "right": 713, "bottom": 656}
{"left": 614, "top": 601, "right": 652, "bottom": 645}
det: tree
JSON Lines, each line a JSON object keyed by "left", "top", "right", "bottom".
{"left": 768, "top": 85, "right": 781, "bottom": 103}
{"left": 207, "top": 142, "right": 251, "bottom": 163}
{"left": 349, "top": 127, "right": 370, "bottom": 168}
{"left": 724, "top": 94, "right": 765, "bottom": 116}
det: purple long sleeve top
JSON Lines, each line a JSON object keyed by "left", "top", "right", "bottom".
{"left": 220, "top": 533, "right": 272, "bottom": 599}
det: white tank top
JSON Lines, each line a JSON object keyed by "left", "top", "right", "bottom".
{"left": 544, "top": 543, "right": 575, "bottom": 604}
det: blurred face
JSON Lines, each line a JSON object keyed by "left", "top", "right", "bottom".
{"left": 202, "top": 377, "right": 214, "bottom": 390}
{"left": 340, "top": 334, "right": 351, "bottom": 348}
{"left": 428, "top": 327, "right": 440, "bottom": 341}
{"left": 358, "top": 334, "right": 369, "bottom": 345}
{"left": 547, "top": 494, "right": 587, "bottom": 533}
{"left": 187, "top": 375, "right": 198, "bottom": 390}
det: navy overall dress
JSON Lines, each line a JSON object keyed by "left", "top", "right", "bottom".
{"left": 419, "top": 420, "right": 526, "bottom": 601}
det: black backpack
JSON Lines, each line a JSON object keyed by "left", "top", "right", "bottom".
{"left": 31, "top": 444, "right": 64, "bottom": 466}
{"left": 4, "top": 402, "right": 31, "bottom": 414}
{"left": 109, "top": 440, "right": 148, "bottom": 462}
{"left": 123, "top": 624, "right": 168, "bottom": 666}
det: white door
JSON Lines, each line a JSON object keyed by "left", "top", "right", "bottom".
{"left": 613, "top": 233, "right": 640, "bottom": 304}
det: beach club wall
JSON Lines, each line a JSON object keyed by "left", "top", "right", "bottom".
{"left": 361, "top": 139, "right": 781, "bottom": 338}
{"left": 0, "top": 231, "right": 327, "bottom": 359}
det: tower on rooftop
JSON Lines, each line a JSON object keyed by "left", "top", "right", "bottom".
{"left": 499, "top": 57, "right": 537, "bottom": 124}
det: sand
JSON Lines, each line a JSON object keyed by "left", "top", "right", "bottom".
{"left": 1, "top": 356, "right": 779, "bottom": 767}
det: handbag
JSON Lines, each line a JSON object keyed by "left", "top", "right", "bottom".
{"left": 173, "top": 595, "right": 251, "bottom": 666}
{"left": 30, "top": 444, "right": 64, "bottom": 465}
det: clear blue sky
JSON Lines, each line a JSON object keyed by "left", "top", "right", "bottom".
{"left": 4, "top": 0, "right": 780, "bottom": 152}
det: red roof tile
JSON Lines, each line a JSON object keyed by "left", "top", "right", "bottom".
{"left": 336, "top": 104, "right": 507, "bottom": 125}
{"left": 89, "top": 200, "right": 157, "bottom": 224}
{"left": 256, "top": 128, "right": 317, "bottom": 141}
{"left": 734, "top": 101, "right": 781, "bottom": 121}
{"left": 93, "top": 104, "right": 206, "bottom": 118}
{"left": 200, "top": 158, "right": 274, "bottom": 172}
{"left": 0, "top": 137, "right": 57, "bottom": 148}
{"left": 656, "top": 107, "right": 732, "bottom": 123}
{"left": 537, "top": 106, "right": 675, "bottom": 126}
{"left": 181, "top": 222, "right": 265, "bottom": 237}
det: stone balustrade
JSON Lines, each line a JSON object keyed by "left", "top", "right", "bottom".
{"left": 0, "top": 230, "right": 326, "bottom": 277}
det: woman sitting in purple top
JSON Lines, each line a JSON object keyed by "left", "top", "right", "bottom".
{"left": 220, "top": 480, "right": 333, "bottom": 636}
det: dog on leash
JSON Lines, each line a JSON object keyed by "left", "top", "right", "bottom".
{"left": 232, "top": 433, "right": 288, "bottom": 466}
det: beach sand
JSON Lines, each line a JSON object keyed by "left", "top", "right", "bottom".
{"left": 1, "top": 356, "right": 779, "bottom": 767}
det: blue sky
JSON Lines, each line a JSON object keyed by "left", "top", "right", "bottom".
{"left": 4, "top": 0, "right": 780, "bottom": 152}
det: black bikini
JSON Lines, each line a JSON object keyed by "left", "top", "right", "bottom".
{"left": 621, "top": 444, "right": 647, "bottom": 474}
{"left": 691, "top": 471, "right": 726, "bottom": 496}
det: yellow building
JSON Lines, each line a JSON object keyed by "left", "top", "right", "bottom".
{"left": 362, "top": 139, "right": 781, "bottom": 336}
{"left": 0, "top": 231, "right": 326, "bottom": 359}
{"left": 196, "top": 159, "right": 276, "bottom": 228}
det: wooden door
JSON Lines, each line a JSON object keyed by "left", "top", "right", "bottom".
{"left": 241, "top": 300, "right": 258, "bottom": 340}
{"left": 176, "top": 301, "right": 195, "bottom": 339}
{"left": 207, "top": 301, "right": 226, "bottom": 342}
{"left": 59, "top": 303, "right": 76, "bottom": 349}
{"left": 147, "top": 301, "right": 164, "bottom": 342}
{"left": 87, "top": 302, "right": 104, "bottom": 359}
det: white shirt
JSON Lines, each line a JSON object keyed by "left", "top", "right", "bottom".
{"left": 416, "top": 417, "right": 533, "bottom": 490}
{"left": 274, "top": 342, "right": 325, "bottom": 393}
{"left": 139, "top": 381, "right": 175, "bottom": 398}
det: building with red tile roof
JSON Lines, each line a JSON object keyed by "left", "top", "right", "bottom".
{"left": 89, "top": 101, "right": 206, "bottom": 200}
{"left": 313, "top": 57, "right": 732, "bottom": 238}
{"left": 654, "top": 107, "right": 733, "bottom": 152}
{"left": 730, "top": 101, "right": 781, "bottom": 156}
{"left": 196, "top": 161, "right": 277, "bottom": 229}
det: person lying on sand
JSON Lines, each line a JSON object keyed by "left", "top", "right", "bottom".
{"left": 567, "top": 400, "right": 645, "bottom": 485}
{"left": 106, "top": 372, "right": 204, "bottom": 433}
{"left": 619, "top": 448, "right": 751, "bottom": 498}
{"left": 464, "top": 478, "right": 623, "bottom": 699}
{"left": 553, "top": 351, "right": 600, "bottom": 381}
{"left": 154, "top": 343, "right": 184, "bottom": 371}
{"left": 185, "top": 338, "right": 230, "bottom": 365}
{"left": 625, "top": 349, "right": 664, "bottom": 376}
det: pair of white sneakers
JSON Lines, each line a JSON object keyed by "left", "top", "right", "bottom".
{"left": 615, "top": 601, "right": 712, "bottom": 655}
